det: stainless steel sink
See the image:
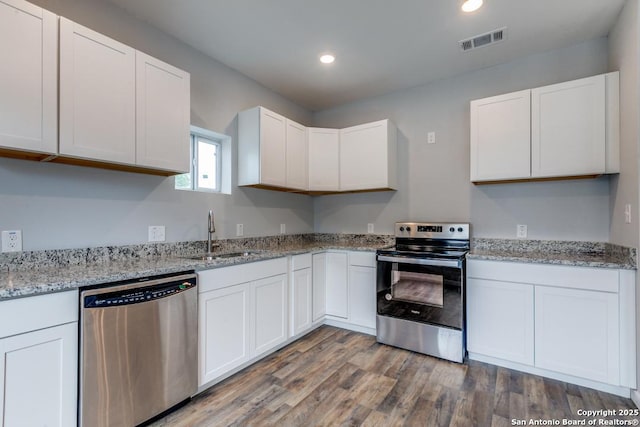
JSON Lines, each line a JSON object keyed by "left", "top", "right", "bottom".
{"left": 186, "top": 251, "right": 260, "bottom": 261}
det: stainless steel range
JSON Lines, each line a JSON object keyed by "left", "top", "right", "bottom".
{"left": 376, "top": 222, "right": 470, "bottom": 363}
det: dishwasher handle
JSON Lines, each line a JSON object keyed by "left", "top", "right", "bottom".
{"left": 83, "top": 274, "right": 196, "bottom": 309}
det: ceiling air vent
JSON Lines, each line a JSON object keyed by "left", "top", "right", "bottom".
{"left": 459, "top": 27, "right": 507, "bottom": 52}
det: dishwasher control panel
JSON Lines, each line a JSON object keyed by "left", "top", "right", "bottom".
{"left": 83, "top": 277, "right": 196, "bottom": 308}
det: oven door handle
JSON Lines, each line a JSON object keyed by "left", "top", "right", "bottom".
{"left": 377, "top": 255, "right": 462, "bottom": 268}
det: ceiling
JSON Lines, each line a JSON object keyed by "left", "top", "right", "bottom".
{"left": 104, "top": 0, "right": 626, "bottom": 111}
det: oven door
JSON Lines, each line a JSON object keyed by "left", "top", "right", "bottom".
{"left": 376, "top": 255, "right": 464, "bottom": 330}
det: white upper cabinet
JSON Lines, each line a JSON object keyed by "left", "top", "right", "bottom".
{"left": 135, "top": 52, "right": 190, "bottom": 173}
{"left": 0, "top": 0, "right": 57, "bottom": 156}
{"left": 308, "top": 128, "right": 340, "bottom": 192}
{"left": 59, "top": 18, "right": 136, "bottom": 165}
{"left": 339, "top": 120, "right": 397, "bottom": 192}
{"left": 470, "top": 90, "right": 531, "bottom": 182}
{"left": 470, "top": 72, "right": 619, "bottom": 183}
{"left": 285, "top": 119, "right": 308, "bottom": 190}
{"left": 237, "top": 107, "right": 309, "bottom": 190}
{"left": 532, "top": 75, "right": 606, "bottom": 178}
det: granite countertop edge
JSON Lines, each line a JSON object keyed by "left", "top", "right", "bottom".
{"left": 466, "top": 252, "right": 636, "bottom": 270}
{"left": 0, "top": 243, "right": 384, "bottom": 301}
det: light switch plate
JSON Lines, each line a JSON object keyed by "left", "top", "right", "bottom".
{"left": 237, "top": 224, "right": 244, "bottom": 236}
{"left": 280, "top": 224, "right": 286, "bottom": 234}
{"left": 367, "top": 223, "right": 375, "bottom": 233}
{"left": 1, "top": 230, "right": 22, "bottom": 252}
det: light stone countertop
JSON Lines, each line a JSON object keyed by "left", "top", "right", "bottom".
{"left": 0, "top": 238, "right": 391, "bottom": 301}
{"left": 467, "top": 238, "right": 636, "bottom": 270}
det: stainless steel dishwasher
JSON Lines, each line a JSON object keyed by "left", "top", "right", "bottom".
{"left": 79, "top": 273, "right": 197, "bottom": 427}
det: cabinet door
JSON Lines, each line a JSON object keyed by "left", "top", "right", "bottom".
{"left": 199, "top": 284, "right": 250, "bottom": 385}
{"left": 466, "top": 278, "right": 534, "bottom": 365}
{"left": 291, "top": 268, "right": 312, "bottom": 336}
{"left": 308, "top": 128, "right": 340, "bottom": 191}
{"left": 0, "top": 322, "right": 77, "bottom": 427}
{"left": 348, "top": 265, "right": 376, "bottom": 329}
{"left": 0, "top": 0, "right": 57, "bottom": 155}
{"left": 312, "top": 253, "right": 327, "bottom": 321}
{"left": 286, "top": 119, "right": 308, "bottom": 190}
{"left": 252, "top": 274, "right": 288, "bottom": 356}
{"left": 259, "top": 108, "right": 287, "bottom": 187}
{"left": 470, "top": 90, "right": 531, "bottom": 181}
{"left": 136, "top": 51, "right": 190, "bottom": 173}
{"left": 325, "top": 252, "right": 348, "bottom": 318}
{"left": 340, "top": 120, "right": 390, "bottom": 191}
{"left": 59, "top": 18, "right": 136, "bottom": 164}
{"left": 532, "top": 75, "right": 606, "bottom": 177}
{"left": 535, "top": 286, "right": 619, "bottom": 384}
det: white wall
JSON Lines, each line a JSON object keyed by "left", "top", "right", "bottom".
{"left": 0, "top": 0, "right": 314, "bottom": 250}
{"left": 313, "top": 38, "right": 612, "bottom": 241}
{"left": 607, "top": 0, "right": 640, "bottom": 404}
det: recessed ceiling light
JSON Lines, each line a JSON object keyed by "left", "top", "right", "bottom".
{"left": 461, "top": 0, "right": 483, "bottom": 12}
{"left": 320, "top": 54, "right": 335, "bottom": 64}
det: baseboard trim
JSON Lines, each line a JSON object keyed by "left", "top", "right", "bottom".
{"left": 631, "top": 389, "right": 640, "bottom": 409}
{"left": 323, "top": 318, "right": 376, "bottom": 336}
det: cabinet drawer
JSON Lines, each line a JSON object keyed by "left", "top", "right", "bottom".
{"left": 0, "top": 291, "right": 78, "bottom": 339}
{"left": 467, "top": 260, "right": 619, "bottom": 293}
{"left": 291, "top": 253, "right": 312, "bottom": 270}
{"left": 198, "top": 258, "right": 287, "bottom": 293}
{"left": 349, "top": 251, "right": 376, "bottom": 268}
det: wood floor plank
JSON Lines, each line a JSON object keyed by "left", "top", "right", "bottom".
{"left": 149, "top": 326, "right": 637, "bottom": 427}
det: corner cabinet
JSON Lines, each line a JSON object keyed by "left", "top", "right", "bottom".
{"left": 470, "top": 72, "right": 619, "bottom": 183}
{"left": 340, "top": 120, "right": 398, "bottom": 192}
{"left": 466, "top": 259, "right": 636, "bottom": 397}
{"left": 0, "top": 291, "right": 78, "bottom": 427}
{"left": 0, "top": 0, "right": 58, "bottom": 158}
{"left": 238, "top": 106, "right": 398, "bottom": 195}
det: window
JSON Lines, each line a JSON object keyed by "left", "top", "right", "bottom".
{"left": 175, "top": 126, "right": 232, "bottom": 194}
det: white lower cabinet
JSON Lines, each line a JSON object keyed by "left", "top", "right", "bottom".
{"left": 199, "top": 283, "right": 250, "bottom": 384}
{"left": 252, "top": 274, "right": 288, "bottom": 356}
{"left": 347, "top": 253, "right": 377, "bottom": 330}
{"left": 291, "top": 254, "right": 313, "bottom": 336}
{"left": 198, "top": 258, "right": 289, "bottom": 387}
{"left": 466, "top": 259, "right": 635, "bottom": 396}
{"left": 0, "top": 291, "right": 78, "bottom": 427}
{"left": 319, "top": 251, "right": 377, "bottom": 334}
{"left": 467, "top": 278, "right": 534, "bottom": 365}
{"left": 535, "top": 286, "right": 619, "bottom": 384}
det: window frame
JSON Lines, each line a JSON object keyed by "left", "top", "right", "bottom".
{"left": 175, "top": 126, "right": 230, "bottom": 194}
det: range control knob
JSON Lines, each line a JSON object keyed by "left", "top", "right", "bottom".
{"left": 458, "top": 227, "right": 464, "bottom": 232}
{"left": 449, "top": 227, "right": 455, "bottom": 232}
{"left": 405, "top": 226, "right": 411, "bottom": 232}
{"left": 399, "top": 226, "right": 405, "bottom": 232}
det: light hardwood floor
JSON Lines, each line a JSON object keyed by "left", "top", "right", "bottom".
{"left": 150, "top": 326, "right": 637, "bottom": 427}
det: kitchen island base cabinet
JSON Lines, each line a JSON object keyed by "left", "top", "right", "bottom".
{"left": 466, "top": 259, "right": 635, "bottom": 397}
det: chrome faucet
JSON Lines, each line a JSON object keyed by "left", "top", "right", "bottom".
{"left": 207, "top": 210, "right": 218, "bottom": 253}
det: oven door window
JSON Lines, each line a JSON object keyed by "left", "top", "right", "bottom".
{"left": 392, "top": 271, "right": 443, "bottom": 307}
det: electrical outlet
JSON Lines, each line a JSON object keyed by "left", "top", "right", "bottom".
{"left": 427, "top": 132, "right": 436, "bottom": 144}
{"left": 280, "top": 224, "right": 286, "bottom": 234}
{"left": 367, "top": 223, "right": 375, "bottom": 233}
{"left": 516, "top": 224, "right": 527, "bottom": 239}
{"left": 148, "top": 226, "right": 166, "bottom": 242}
{"left": 625, "top": 204, "right": 632, "bottom": 224}
{"left": 1, "top": 230, "right": 22, "bottom": 252}
{"left": 236, "top": 224, "right": 244, "bottom": 237}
